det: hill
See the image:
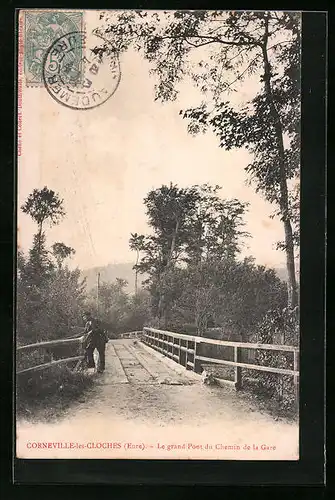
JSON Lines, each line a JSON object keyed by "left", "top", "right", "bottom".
{"left": 81, "top": 261, "right": 290, "bottom": 293}
{"left": 81, "top": 262, "right": 146, "bottom": 294}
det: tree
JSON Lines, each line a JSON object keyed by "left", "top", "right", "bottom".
{"left": 131, "top": 183, "right": 248, "bottom": 326}
{"left": 52, "top": 242, "right": 75, "bottom": 268}
{"left": 37, "top": 267, "right": 87, "bottom": 340}
{"left": 129, "top": 233, "right": 146, "bottom": 295}
{"left": 21, "top": 186, "right": 65, "bottom": 257}
{"left": 183, "top": 184, "right": 249, "bottom": 264}
{"left": 98, "top": 10, "right": 300, "bottom": 307}
{"left": 18, "top": 187, "right": 86, "bottom": 344}
{"left": 21, "top": 232, "right": 53, "bottom": 286}
{"left": 170, "top": 257, "right": 287, "bottom": 339}
{"left": 17, "top": 246, "right": 86, "bottom": 343}
{"left": 86, "top": 278, "right": 130, "bottom": 333}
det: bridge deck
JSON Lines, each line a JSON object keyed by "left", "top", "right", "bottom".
{"left": 16, "top": 340, "right": 299, "bottom": 460}
{"left": 103, "top": 340, "right": 196, "bottom": 385}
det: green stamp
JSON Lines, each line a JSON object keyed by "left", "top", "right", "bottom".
{"left": 24, "top": 10, "right": 84, "bottom": 86}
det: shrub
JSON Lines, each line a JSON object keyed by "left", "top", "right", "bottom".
{"left": 16, "top": 348, "right": 94, "bottom": 421}
{"left": 247, "top": 307, "right": 299, "bottom": 417}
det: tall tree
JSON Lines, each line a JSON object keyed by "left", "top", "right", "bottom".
{"left": 21, "top": 186, "right": 65, "bottom": 258}
{"left": 129, "top": 233, "right": 146, "bottom": 295}
{"left": 135, "top": 183, "right": 199, "bottom": 325}
{"left": 98, "top": 10, "right": 300, "bottom": 307}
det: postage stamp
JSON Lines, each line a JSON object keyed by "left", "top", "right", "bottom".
{"left": 42, "top": 30, "right": 121, "bottom": 110}
{"left": 24, "top": 10, "right": 84, "bottom": 86}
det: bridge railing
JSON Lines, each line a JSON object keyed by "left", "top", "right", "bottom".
{"left": 141, "top": 327, "right": 299, "bottom": 403}
{"left": 16, "top": 337, "right": 85, "bottom": 375}
{"left": 119, "top": 331, "right": 143, "bottom": 339}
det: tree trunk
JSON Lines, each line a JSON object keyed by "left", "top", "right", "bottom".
{"left": 37, "top": 222, "right": 43, "bottom": 258}
{"left": 262, "top": 19, "right": 298, "bottom": 308}
{"left": 158, "top": 218, "right": 180, "bottom": 328}
{"left": 169, "top": 219, "right": 179, "bottom": 262}
{"left": 196, "top": 313, "right": 208, "bottom": 337}
{"left": 158, "top": 292, "right": 167, "bottom": 328}
{"left": 134, "top": 249, "right": 139, "bottom": 296}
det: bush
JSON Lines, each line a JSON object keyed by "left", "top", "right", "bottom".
{"left": 16, "top": 348, "right": 94, "bottom": 421}
{"left": 246, "top": 307, "right": 299, "bottom": 417}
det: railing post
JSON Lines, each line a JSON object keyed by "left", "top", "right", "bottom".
{"left": 293, "top": 349, "right": 299, "bottom": 412}
{"left": 178, "top": 338, "right": 182, "bottom": 365}
{"left": 185, "top": 340, "right": 189, "bottom": 369}
{"left": 234, "top": 346, "right": 242, "bottom": 390}
{"left": 194, "top": 340, "right": 201, "bottom": 374}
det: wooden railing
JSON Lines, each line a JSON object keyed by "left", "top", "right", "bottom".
{"left": 141, "top": 327, "right": 299, "bottom": 403}
{"left": 119, "top": 331, "right": 143, "bottom": 339}
{"left": 16, "top": 337, "right": 85, "bottom": 375}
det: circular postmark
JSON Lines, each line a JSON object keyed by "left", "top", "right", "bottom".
{"left": 42, "top": 30, "right": 121, "bottom": 110}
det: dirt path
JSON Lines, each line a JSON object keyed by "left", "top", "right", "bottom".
{"left": 16, "top": 340, "right": 299, "bottom": 460}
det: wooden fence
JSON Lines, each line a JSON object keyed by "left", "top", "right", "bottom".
{"left": 16, "top": 328, "right": 300, "bottom": 407}
{"left": 16, "top": 337, "right": 85, "bottom": 375}
{"left": 119, "top": 331, "right": 143, "bottom": 339}
{"left": 16, "top": 331, "right": 142, "bottom": 374}
{"left": 141, "top": 327, "right": 299, "bottom": 403}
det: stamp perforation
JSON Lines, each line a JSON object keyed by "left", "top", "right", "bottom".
{"left": 23, "top": 9, "right": 85, "bottom": 88}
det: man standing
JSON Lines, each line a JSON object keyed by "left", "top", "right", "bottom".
{"left": 82, "top": 311, "right": 108, "bottom": 373}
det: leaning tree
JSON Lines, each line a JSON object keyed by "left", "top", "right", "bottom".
{"left": 97, "top": 10, "right": 300, "bottom": 307}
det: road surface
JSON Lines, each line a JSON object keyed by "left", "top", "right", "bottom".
{"left": 16, "top": 339, "right": 299, "bottom": 460}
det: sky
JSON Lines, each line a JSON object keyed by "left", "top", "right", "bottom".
{"left": 18, "top": 10, "right": 289, "bottom": 272}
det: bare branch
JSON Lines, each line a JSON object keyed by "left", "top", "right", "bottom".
{"left": 223, "top": 52, "right": 262, "bottom": 91}
{"left": 158, "top": 34, "right": 261, "bottom": 48}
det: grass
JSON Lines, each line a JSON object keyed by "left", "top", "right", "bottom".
{"left": 16, "top": 363, "right": 95, "bottom": 422}
{"left": 202, "top": 364, "right": 298, "bottom": 422}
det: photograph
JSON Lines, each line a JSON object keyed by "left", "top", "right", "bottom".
{"left": 16, "top": 9, "right": 300, "bottom": 460}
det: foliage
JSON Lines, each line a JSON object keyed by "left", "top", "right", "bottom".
{"left": 52, "top": 242, "right": 75, "bottom": 268}
{"left": 129, "top": 232, "right": 146, "bottom": 294}
{"left": 21, "top": 186, "right": 65, "bottom": 230}
{"left": 123, "top": 289, "right": 151, "bottom": 332}
{"left": 17, "top": 261, "right": 86, "bottom": 345}
{"left": 85, "top": 279, "right": 151, "bottom": 334}
{"left": 168, "top": 257, "right": 287, "bottom": 338}
{"left": 249, "top": 306, "right": 299, "bottom": 415}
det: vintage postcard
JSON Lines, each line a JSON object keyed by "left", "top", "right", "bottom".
{"left": 16, "top": 9, "right": 300, "bottom": 461}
